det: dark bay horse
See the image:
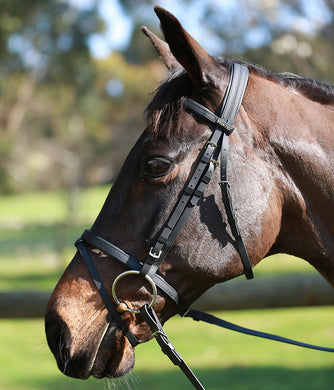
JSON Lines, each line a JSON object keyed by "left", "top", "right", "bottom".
{"left": 45, "top": 6, "right": 334, "bottom": 381}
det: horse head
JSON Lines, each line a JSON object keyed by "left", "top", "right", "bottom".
{"left": 46, "top": 5, "right": 334, "bottom": 381}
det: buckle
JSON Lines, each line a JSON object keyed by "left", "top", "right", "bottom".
{"left": 210, "top": 158, "right": 219, "bottom": 168}
{"left": 149, "top": 247, "right": 162, "bottom": 259}
{"left": 205, "top": 140, "right": 217, "bottom": 149}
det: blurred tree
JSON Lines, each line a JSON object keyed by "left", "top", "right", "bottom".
{"left": 0, "top": 0, "right": 333, "bottom": 195}
{"left": 0, "top": 0, "right": 167, "bottom": 195}
{"left": 240, "top": 0, "right": 334, "bottom": 84}
{"left": 0, "top": 0, "right": 103, "bottom": 84}
{"left": 122, "top": 0, "right": 334, "bottom": 83}
{"left": 123, "top": 22, "right": 159, "bottom": 64}
{"left": 0, "top": 0, "right": 103, "bottom": 193}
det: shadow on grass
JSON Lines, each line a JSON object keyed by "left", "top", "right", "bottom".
{"left": 7, "top": 366, "right": 334, "bottom": 390}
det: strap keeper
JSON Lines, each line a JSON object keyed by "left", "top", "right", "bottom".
{"left": 184, "top": 184, "right": 194, "bottom": 194}
{"left": 159, "top": 227, "right": 171, "bottom": 244}
{"left": 219, "top": 180, "right": 230, "bottom": 187}
{"left": 190, "top": 194, "right": 200, "bottom": 206}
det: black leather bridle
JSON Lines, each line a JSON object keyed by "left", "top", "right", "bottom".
{"left": 74, "top": 63, "right": 334, "bottom": 389}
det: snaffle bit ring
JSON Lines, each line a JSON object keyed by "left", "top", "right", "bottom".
{"left": 111, "top": 270, "right": 157, "bottom": 314}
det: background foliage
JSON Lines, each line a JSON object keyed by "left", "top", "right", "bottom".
{"left": 0, "top": 0, "right": 333, "bottom": 195}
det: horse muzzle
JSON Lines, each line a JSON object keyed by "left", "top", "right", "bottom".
{"left": 45, "top": 309, "right": 135, "bottom": 379}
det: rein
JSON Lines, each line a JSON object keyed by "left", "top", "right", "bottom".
{"left": 75, "top": 63, "right": 334, "bottom": 389}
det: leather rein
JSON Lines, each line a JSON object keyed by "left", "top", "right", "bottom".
{"left": 75, "top": 63, "right": 334, "bottom": 389}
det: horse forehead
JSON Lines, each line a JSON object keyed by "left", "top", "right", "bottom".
{"left": 145, "top": 110, "right": 212, "bottom": 151}
{"left": 142, "top": 131, "right": 191, "bottom": 157}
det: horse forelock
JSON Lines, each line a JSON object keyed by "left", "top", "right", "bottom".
{"left": 145, "top": 70, "right": 192, "bottom": 140}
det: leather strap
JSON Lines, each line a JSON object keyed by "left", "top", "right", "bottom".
{"left": 81, "top": 229, "right": 188, "bottom": 312}
{"left": 140, "top": 144, "right": 220, "bottom": 279}
{"left": 140, "top": 305, "right": 205, "bottom": 390}
{"left": 75, "top": 239, "right": 139, "bottom": 347}
{"left": 220, "top": 63, "right": 249, "bottom": 127}
{"left": 140, "top": 63, "right": 253, "bottom": 282}
{"left": 185, "top": 308, "right": 334, "bottom": 353}
{"left": 185, "top": 99, "right": 233, "bottom": 134}
{"left": 219, "top": 133, "right": 254, "bottom": 280}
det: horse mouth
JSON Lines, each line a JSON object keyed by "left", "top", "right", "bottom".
{"left": 90, "top": 322, "right": 135, "bottom": 379}
{"left": 45, "top": 311, "right": 135, "bottom": 380}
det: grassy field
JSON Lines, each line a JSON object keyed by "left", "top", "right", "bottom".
{"left": 0, "top": 187, "right": 333, "bottom": 390}
{"left": 0, "top": 307, "right": 333, "bottom": 390}
{"left": 0, "top": 186, "right": 109, "bottom": 290}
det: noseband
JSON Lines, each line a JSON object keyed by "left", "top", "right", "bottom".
{"left": 74, "top": 63, "right": 334, "bottom": 389}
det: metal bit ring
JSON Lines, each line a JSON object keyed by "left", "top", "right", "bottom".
{"left": 111, "top": 270, "right": 157, "bottom": 314}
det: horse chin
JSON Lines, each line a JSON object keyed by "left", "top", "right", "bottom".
{"left": 91, "top": 323, "right": 135, "bottom": 379}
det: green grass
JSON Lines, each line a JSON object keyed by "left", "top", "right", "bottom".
{"left": 0, "top": 185, "right": 318, "bottom": 291}
{"left": 0, "top": 307, "right": 333, "bottom": 390}
{"left": 0, "top": 186, "right": 110, "bottom": 290}
{"left": 0, "top": 187, "right": 331, "bottom": 390}
{"left": 254, "top": 253, "right": 316, "bottom": 276}
{"left": 0, "top": 186, "right": 109, "bottom": 227}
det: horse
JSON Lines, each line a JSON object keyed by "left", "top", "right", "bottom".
{"left": 45, "top": 5, "right": 334, "bottom": 382}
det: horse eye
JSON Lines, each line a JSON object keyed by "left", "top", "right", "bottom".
{"left": 140, "top": 157, "right": 174, "bottom": 179}
{"left": 146, "top": 159, "right": 170, "bottom": 175}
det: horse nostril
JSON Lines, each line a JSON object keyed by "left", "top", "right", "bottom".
{"left": 45, "top": 311, "right": 71, "bottom": 370}
{"left": 45, "top": 311, "right": 93, "bottom": 379}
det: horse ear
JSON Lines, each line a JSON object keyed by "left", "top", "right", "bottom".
{"left": 154, "top": 5, "right": 224, "bottom": 89}
{"left": 141, "top": 26, "right": 182, "bottom": 73}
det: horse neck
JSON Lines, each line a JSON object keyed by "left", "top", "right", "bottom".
{"left": 244, "top": 75, "right": 334, "bottom": 285}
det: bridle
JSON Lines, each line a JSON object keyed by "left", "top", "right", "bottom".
{"left": 76, "top": 62, "right": 251, "bottom": 343}
{"left": 75, "top": 63, "right": 334, "bottom": 389}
